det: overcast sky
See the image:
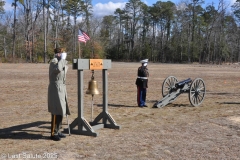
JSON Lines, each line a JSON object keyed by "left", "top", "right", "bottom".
{"left": 3, "top": 0, "right": 237, "bottom": 17}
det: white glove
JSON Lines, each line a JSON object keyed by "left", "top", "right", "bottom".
{"left": 61, "top": 52, "right": 67, "bottom": 60}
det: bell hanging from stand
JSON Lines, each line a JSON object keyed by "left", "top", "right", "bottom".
{"left": 86, "top": 70, "right": 99, "bottom": 122}
{"left": 86, "top": 70, "right": 100, "bottom": 95}
{"left": 86, "top": 79, "right": 100, "bottom": 95}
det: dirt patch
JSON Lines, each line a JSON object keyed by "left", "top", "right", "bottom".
{"left": 228, "top": 116, "right": 240, "bottom": 123}
{"left": 0, "top": 62, "right": 240, "bottom": 159}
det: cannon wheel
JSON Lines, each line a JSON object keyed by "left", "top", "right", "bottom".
{"left": 189, "top": 78, "right": 206, "bottom": 107}
{"left": 162, "top": 76, "right": 178, "bottom": 97}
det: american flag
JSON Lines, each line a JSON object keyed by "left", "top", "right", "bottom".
{"left": 78, "top": 29, "right": 90, "bottom": 43}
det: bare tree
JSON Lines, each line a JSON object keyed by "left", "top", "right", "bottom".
{"left": 12, "top": 0, "right": 18, "bottom": 60}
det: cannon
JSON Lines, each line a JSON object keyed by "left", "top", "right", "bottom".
{"left": 153, "top": 76, "right": 206, "bottom": 108}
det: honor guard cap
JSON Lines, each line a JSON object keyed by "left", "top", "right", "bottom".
{"left": 140, "top": 59, "right": 148, "bottom": 63}
{"left": 140, "top": 59, "right": 148, "bottom": 66}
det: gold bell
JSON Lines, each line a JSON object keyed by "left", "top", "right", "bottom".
{"left": 86, "top": 79, "right": 100, "bottom": 95}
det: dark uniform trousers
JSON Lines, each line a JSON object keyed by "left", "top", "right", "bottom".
{"left": 51, "top": 114, "right": 63, "bottom": 136}
{"left": 137, "top": 86, "right": 147, "bottom": 107}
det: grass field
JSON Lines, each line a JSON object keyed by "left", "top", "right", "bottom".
{"left": 0, "top": 62, "right": 240, "bottom": 159}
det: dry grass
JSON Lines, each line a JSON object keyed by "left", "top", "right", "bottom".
{"left": 0, "top": 62, "right": 240, "bottom": 159}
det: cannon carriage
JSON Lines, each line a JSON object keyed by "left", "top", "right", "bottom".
{"left": 153, "top": 76, "right": 206, "bottom": 108}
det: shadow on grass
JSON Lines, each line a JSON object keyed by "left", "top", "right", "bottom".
{"left": 0, "top": 121, "right": 50, "bottom": 140}
{"left": 217, "top": 102, "right": 240, "bottom": 104}
{"left": 97, "top": 100, "right": 192, "bottom": 108}
{"left": 170, "top": 103, "right": 191, "bottom": 107}
{"left": 149, "top": 100, "right": 191, "bottom": 108}
{"left": 96, "top": 104, "right": 137, "bottom": 108}
{"left": 209, "top": 92, "right": 240, "bottom": 95}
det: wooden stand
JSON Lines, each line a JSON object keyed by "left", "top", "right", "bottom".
{"left": 64, "top": 59, "right": 120, "bottom": 137}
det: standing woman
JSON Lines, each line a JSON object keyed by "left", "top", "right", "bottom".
{"left": 48, "top": 48, "right": 70, "bottom": 141}
{"left": 135, "top": 59, "right": 149, "bottom": 107}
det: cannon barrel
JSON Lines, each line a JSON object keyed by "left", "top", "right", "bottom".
{"left": 175, "top": 78, "right": 192, "bottom": 89}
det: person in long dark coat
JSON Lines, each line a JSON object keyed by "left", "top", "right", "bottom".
{"left": 135, "top": 59, "right": 149, "bottom": 107}
{"left": 48, "top": 48, "right": 70, "bottom": 141}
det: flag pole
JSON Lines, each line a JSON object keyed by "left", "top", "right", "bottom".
{"left": 78, "top": 28, "right": 81, "bottom": 59}
{"left": 78, "top": 41, "right": 81, "bottom": 58}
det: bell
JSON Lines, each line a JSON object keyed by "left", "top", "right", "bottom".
{"left": 86, "top": 79, "right": 100, "bottom": 95}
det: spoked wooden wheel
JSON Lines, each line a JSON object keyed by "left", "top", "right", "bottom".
{"left": 189, "top": 78, "right": 206, "bottom": 107}
{"left": 162, "top": 76, "right": 178, "bottom": 97}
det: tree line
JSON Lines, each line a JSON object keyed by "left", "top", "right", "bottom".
{"left": 0, "top": 0, "right": 240, "bottom": 64}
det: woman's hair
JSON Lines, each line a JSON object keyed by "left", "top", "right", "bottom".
{"left": 54, "top": 47, "right": 63, "bottom": 54}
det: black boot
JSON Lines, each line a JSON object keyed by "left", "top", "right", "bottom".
{"left": 50, "top": 135, "right": 61, "bottom": 141}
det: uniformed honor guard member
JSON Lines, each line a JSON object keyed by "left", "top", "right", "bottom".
{"left": 48, "top": 48, "right": 70, "bottom": 141}
{"left": 135, "top": 59, "right": 149, "bottom": 107}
